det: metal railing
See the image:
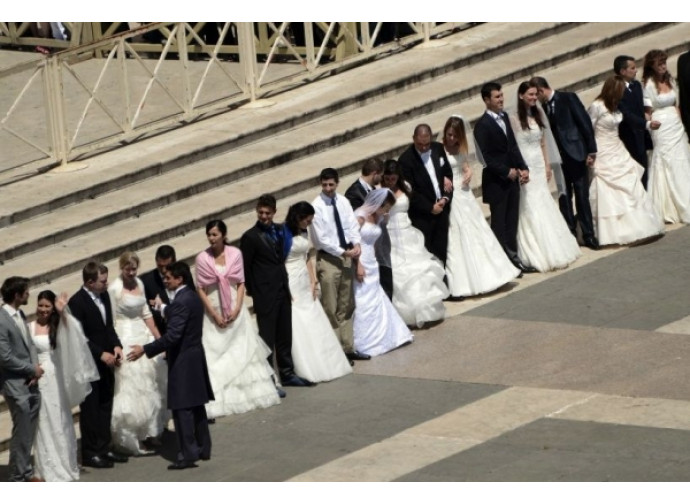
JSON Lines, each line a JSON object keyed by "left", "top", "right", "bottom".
{"left": 0, "top": 22, "right": 468, "bottom": 171}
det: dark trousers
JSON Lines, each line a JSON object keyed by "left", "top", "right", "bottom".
{"left": 559, "top": 155, "right": 595, "bottom": 240}
{"left": 411, "top": 210, "right": 450, "bottom": 266}
{"left": 255, "top": 289, "right": 295, "bottom": 380}
{"left": 379, "top": 265, "right": 393, "bottom": 301}
{"left": 489, "top": 182, "right": 521, "bottom": 263}
{"left": 173, "top": 406, "right": 211, "bottom": 463}
{"left": 79, "top": 366, "right": 114, "bottom": 459}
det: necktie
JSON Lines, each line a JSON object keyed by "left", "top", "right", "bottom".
{"left": 495, "top": 113, "right": 507, "bottom": 135}
{"left": 93, "top": 295, "right": 106, "bottom": 324}
{"left": 13, "top": 311, "right": 29, "bottom": 346}
{"left": 546, "top": 99, "right": 555, "bottom": 121}
{"left": 331, "top": 197, "right": 348, "bottom": 249}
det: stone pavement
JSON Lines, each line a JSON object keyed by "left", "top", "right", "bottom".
{"left": 2, "top": 224, "right": 686, "bottom": 482}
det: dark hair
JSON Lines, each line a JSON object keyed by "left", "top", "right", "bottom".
{"left": 480, "top": 81, "right": 502, "bottom": 100}
{"left": 528, "top": 76, "right": 550, "bottom": 90}
{"left": 361, "top": 157, "right": 383, "bottom": 176}
{"left": 319, "top": 167, "right": 339, "bottom": 183}
{"left": 167, "top": 261, "right": 195, "bottom": 290}
{"left": 413, "top": 124, "right": 432, "bottom": 138}
{"left": 442, "top": 116, "right": 469, "bottom": 155}
{"left": 381, "top": 190, "right": 397, "bottom": 209}
{"left": 82, "top": 261, "right": 107, "bottom": 284}
{"left": 155, "top": 245, "right": 176, "bottom": 262}
{"left": 1, "top": 276, "right": 29, "bottom": 304}
{"left": 285, "top": 201, "right": 315, "bottom": 235}
{"left": 517, "top": 81, "right": 546, "bottom": 131}
{"left": 205, "top": 219, "right": 230, "bottom": 246}
{"left": 642, "top": 49, "right": 671, "bottom": 89}
{"left": 596, "top": 75, "right": 626, "bottom": 112}
{"left": 382, "top": 159, "right": 410, "bottom": 197}
{"left": 37, "top": 290, "right": 59, "bottom": 349}
{"left": 613, "top": 55, "right": 635, "bottom": 75}
{"left": 256, "top": 193, "right": 277, "bottom": 211}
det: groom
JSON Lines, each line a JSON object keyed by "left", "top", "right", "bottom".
{"left": 530, "top": 76, "right": 599, "bottom": 250}
{"left": 0, "top": 276, "right": 43, "bottom": 482}
{"left": 128, "top": 261, "right": 214, "bottom": 470}
{"left": 473, "top": 81, "right": 535, "bottom": 274}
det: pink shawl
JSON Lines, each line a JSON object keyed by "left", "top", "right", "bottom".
{"left": 195, "top": 245, "right": 245, "bottom": 318}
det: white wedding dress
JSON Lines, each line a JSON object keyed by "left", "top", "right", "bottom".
{"left": 30, "top": 324, "right": 80, "bottom": 482}
{"left": 445, "top": 152, "right": 521, "bottom": 295}
{"left": 644, "top": 81, "right": 690, "bottom": 223}
{"left": 110, "top": 283, "right": 165, "bottom": 454}
{"left": 588, "top": 100, "right": 665, "bottom": 245}
{"left": 513, "top": 117, "right": 582, "bottom": 271}
{"left": 202, "top": 266, "right": 280, "bottom": 419}
{"left": 387, "top": 192, "right": 448, "bottom": 327}
{"left": 286, "top": 233, "right": 352, "bottom": 382}
{"left": 354, "top": 221, "right": 414, "bottom": 356}
{"left": 30, "top": 312, "right": 98, "bottom": 481}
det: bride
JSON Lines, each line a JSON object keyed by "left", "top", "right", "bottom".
{"left": 109, "top": 251, "right": 166, "bottom": 455}
{"left": 510, "top": 82, "right": 581, "bottom": 272}
{"left": 440, "top": 115, "right": 521, "bottom": 295}
{"left": 642, "top": 49, "right": 690, "bottom": 223}
{"left": 353, "top": 188, "right": 414, "bottom": 356}
{"left": 588, "top": 75, "right": 665, "bottom": 245}
{"left": 381, "top": 159, "right": 448, "bottom": 327}
{"left": 29, "top": 290, "right": 98, "bottom": 481}
{"left": 283, "top": 201, "right": 352, "bottom": 382}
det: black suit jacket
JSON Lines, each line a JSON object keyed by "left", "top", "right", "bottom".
{"left": 144, "top": 286, "right": 213, "bottom": 410}
{"left": 618, "top": 79, "right": 651, "bottom": 167}
{"left": 473, "top": 111, "right": 527, "bottom": 205}
{"left": 398, "top": 141, "right": 453, "bottom": 218}
{"left": 140, "top": 268, "right": 170, "bottom": 334}
{"left": 68, "top": 288, "right": 122, "bottom": 371}
{"left": 240, "top": 222, "right": 291, "bottom": 316}
{"left": 547, "top": 91, "right": 597, "bottom": 162}
{"left": 344, "top": 179, "right": 369, "bottom": 211}
{"left": 678, "top": 51, "right": 690, "bottom": 137}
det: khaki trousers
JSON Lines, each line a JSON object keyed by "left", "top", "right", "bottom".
{"left": 316, "top": 251, "right": 355, "bottom": 354}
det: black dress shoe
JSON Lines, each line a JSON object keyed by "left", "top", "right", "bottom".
{"left": 513, "top": 261, "right": 538, "bottom": 274}
{"left": 105, "top": 451, "right": 129, "bottom": 463}
{"left": 282, "top": 375, "right": 316, "bottom": 387}
{"left": 83, "top": 455, "right": 114, "bottom": 469}
{"left": 168, "top": 460, "right": 198, "bottom": 470}
{"left": 346, "top": 351, "right": 371, "bottom": 361}
{"left": 583, "top": 237, "right": 600, "bottom": 250}
{"left": 276, "top": 386, "right": 286, "bottom": 398}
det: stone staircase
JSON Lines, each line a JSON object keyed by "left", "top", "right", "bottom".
{"left": 1, "top": 21, "right": 689, "bottom": 457}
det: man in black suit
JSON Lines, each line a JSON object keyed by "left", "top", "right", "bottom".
{"left": 240, "top": 194, "right": 314, "bottom": 388}
{"left": 678, "top": 51, "right": 690, "bottom": 138}
{"left": 140, "top": 244, "right": 176, "bottom": 335}
{"left": 128, "top": 261, "right": 214, "bottom": 470}
{"left": 530, "top": 76, "right": 599, "bottom": 250}
{"left": 345, "top": 157, "right": 393, "bottom": 300}
{"left": 397, "top": 123, "right": 453, "bottom": 265}
{"left": 614, "top": 55, "right": 660, "bottom": 188}
{"left": 68, "top": 261, "right": 128, "bottom": 469}
{"left": 473, "top": 81, "right": 535, "bottom": 274}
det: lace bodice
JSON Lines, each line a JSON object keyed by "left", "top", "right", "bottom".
{"left": 514, "top": 117, "right": 543, "bottom": 150}
{"left": 29, "top": 323, "right": 52, "bottom": 357}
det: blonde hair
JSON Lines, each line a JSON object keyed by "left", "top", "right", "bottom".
{"left": 118, "top": 251, "right": 140, "bottom": 270}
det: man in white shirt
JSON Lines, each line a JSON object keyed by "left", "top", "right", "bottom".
{"left": 310, "top": 168, "right": 370, "bottom": 362}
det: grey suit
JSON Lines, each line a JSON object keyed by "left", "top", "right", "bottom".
{"left": 0, "top": 306, "right": 41, "bottom": 481}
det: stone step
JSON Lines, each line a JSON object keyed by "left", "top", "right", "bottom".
{"left": 0, "top": 22, "right": 684, "bottom": 287}
{"left": 0, "top": 22, "right": 572, "bottom": 224}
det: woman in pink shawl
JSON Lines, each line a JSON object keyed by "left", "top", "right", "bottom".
{"left": 195, "top": 219, "right": 280, "bottom": 419}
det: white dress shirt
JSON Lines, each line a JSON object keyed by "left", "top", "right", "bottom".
{"left": 83, "top": 286, "right": 106, "bottom": 324}
{"left": 418, "top": 149, "right": 442, "bottom": 200}
{"left": 310, "top": 191, "right": 361, "bottom": 257}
